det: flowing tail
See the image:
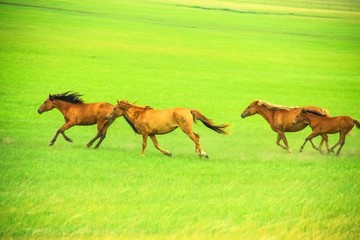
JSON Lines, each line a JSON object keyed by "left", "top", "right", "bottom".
{"left": 355, "top": 119, "right": 360, "bottom": 128}
{"left": 191, "top": 110, "right": 229, "bottom": 134}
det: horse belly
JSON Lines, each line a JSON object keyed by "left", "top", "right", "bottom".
{"left": 286, "top": 123, "right": 308, "bottom": 132}
{"left": 148, "top": 122, "right": 178, "bottom": 134}
{"left": 75, "top": 114, "right": 97, "bottom": 125}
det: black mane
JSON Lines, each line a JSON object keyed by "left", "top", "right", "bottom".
{"left": 49, "top": 91, "right": 84, "bottom": 104}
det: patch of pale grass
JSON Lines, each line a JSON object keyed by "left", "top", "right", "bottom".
{"left": 156, "top": 0, "right": 360, "bottom": 17}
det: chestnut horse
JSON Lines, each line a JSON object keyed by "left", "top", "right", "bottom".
{"left": 108, "top": 100, "right": 229, "bottom": 158}
{"left": 241, "top": 100, "right": 330, "bottom": 153}
{"left": 38, "top": 91, "right": 120, "bottom": 148}
{"left": 292, "top": 109, "right": 360, "bottom": 156}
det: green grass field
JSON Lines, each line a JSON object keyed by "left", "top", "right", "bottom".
{"left": 1, "top": 0, "right": 360, "bottom": 239}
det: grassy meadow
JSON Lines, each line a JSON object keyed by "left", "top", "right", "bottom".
{"left": 1, "top": 0, "right": 360, "bottom": 239}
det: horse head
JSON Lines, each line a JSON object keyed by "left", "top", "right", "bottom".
{"left": 37, "top": 95, "right": 56, "bottom": 114}
{"left": 107, "top": 100, "right": 127, "bottom": 121}
{"left": 292, "top": 109, "right": 308, "bottom": 126}
{"left": 241, "top": 100, "right": 259, "bottom": 118}
{"left": 117, "top": 100, "right": 133, "bottom": 110}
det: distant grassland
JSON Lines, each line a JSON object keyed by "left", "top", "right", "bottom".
{"left": 0, "top": 0, "right": 360, "bottom": 239}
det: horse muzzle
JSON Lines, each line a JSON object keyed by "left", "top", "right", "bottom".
{"left": 241, "top": 113, "right": 247, "bottom": 118}
{"left": 38, "top": 109, "right": 43, "bottom": 114}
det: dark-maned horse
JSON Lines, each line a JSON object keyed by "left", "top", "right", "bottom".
{"left": 38, "top": 91, "right": 121, "bottom": 148}
{"left": 241, "top": 100, "right": 330, "bottom": 153}
{"left": 292, "top": 109, "right": 360, "bottom": 155}
{"left": 108, "top": 100, "right": 229, "bottom": 158}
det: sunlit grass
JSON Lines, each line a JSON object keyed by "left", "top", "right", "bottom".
{"left": 0, "top": 0, "right": 360, "bottom": 239}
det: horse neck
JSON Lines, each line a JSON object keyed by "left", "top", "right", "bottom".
{"left": 303, "top": 112, "right": 321, "bottom": 127}
{"left": 122, "top": 107, "right": 143, "bottom": 134}
{"left": 256, "top": 105, "right": 275, "bottom": 125}
{"left": 52, "top": 100, "right": 73, "bottom": 115}
{"left": 123, "top": 107, "right": 142, "bottom": 122}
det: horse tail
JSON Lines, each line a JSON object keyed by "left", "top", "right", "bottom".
{"left": 191, "top": 110, "right": 229, "bottom": 134}
{"left": 354, "top": 119, "right": 360, "bottom": 129}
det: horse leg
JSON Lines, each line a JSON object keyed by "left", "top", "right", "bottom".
{"left": 308, "top": 139, "right": 321, "bottom": 152}
{"left": 300, "top": 133, "right": 317, "bottom": 152}
{"left": 149, "top": 135, "right": 172, "bottom": 157}
{"left": 329, "top": 141, "right": 340, "bottom": 153}
{"left": 141, "top": 134, "right": 148, "bottom": 156}
{"left": 94, "top": 132, "right": 107, "bottom": 149}
{"left": 329, "top": 132, "right": 344, "bottom": 154}
{"left": 86, "top": 133, "right": 101, "bottom": 148}
{"left": 187, "top": 131, "right": 208, "bottom": 158}
{"left": 299, "top": 139, "right": 308, "bottom": 152}
{"left": 276, "top": 132, "right": 291, "bottom": 153}
{"left": 319, "top": 134, "right": 330, "bottom": 154}
{"left": 89, "top": 120, "right": 112, "bottom": 149}
{"left": 177, "top": 120, "right": 208, "bottom": 158}
{"left": 335, "top": 132, "right": 348, "bottom": 156}
{"left": 49, "top": 122, "right": 74, "bottom": 145}
{"left": 318, "top": 136, "right": 324, "bottom": 153}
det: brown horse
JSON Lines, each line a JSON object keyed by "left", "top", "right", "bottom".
{"left": 37, "top": 91, "right": 121, "bottom": 148}
{"left": 292, "top": 109, "right": 360, "bottom": 155}
{"left": 241, "top": 100, "right": 330, "bottom": 153}
{"left": 108, "top": 100, "right": 229, "bottom": 158}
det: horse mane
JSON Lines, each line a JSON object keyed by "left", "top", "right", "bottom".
{"left": 118, "top": 100, "right": 153, "bottom": 110}
{"left": 119, "top": 100, "right": 153, "bottom": 134}
{"left": 303, "top": 108, "right": 327, "bottom": 116}
{"left": 131, "top": 103, "right": 153, "bottom": 110}
{"left": 256, "top": 100, "right": 296, "bottom": 111}
{"left": 49, "top": 91, "right": 84, "bottom": 104}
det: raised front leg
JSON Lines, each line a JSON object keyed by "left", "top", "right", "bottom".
{"left": 300, "top": 133, "right": 317, "bottom": 152}
{"left": 49, "top": 122, "right": 74, "bottom": 146}
{"left": 308, "top": 139, "right": 320, "bottom": 152}
{"left": 149, "top": 135, "right": 172, "bottom": 157}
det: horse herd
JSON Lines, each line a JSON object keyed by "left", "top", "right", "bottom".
{"left": 37, "top": 91, "right": 359, "bottom": 157}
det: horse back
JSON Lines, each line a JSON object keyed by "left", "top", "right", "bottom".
{"left": 69, "top": 102, "right": 114, "bottom": 125}
{"left": 272, "top": 108, "right": 306, "bottom": 132}
{"left": 313, "top": 115, "right": 354, "bottom": 134}
{"left": 142, "top": 108, "right": 190, "bottom": 124}
{"left": 133, "top": 108, "right": 186, "bottom": 134}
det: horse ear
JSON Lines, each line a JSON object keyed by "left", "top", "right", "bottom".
{"left": 117, "top": 100, "right": 120, "bottom": 104}
{"left": 49, "top": 94, "right": 53, "bottom": 101}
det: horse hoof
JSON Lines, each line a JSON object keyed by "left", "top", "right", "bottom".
{"left": 49, "top": 142, "right": 54, "bottom": 146}
{"left": 200, "top": 151, "right": 209, "bottom": 159}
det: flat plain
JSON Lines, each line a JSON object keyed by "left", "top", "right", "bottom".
{"left": 0, "top": 0, "right": 360, "bottom": 239}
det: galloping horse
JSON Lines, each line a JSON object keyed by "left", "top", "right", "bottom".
{"left": 108, "top": 100, "right": 229, "bottom": 158}
{"left": 38, "top": 91, "right": 121, "bottom": 148}
{"left": 292, "top": 109, "right": 360, "bottom": 155}
{"left": 241, "top": 100, "right": 330, "bottom": 153}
